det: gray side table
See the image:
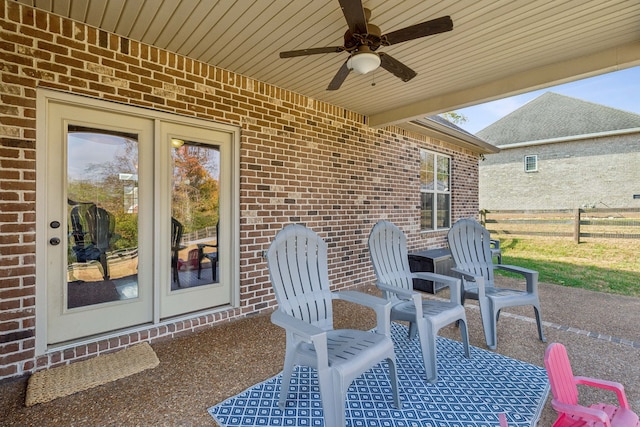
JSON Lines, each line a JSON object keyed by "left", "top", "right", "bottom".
{"left": 408, "top": 248, "right": 454, "bottom": 293}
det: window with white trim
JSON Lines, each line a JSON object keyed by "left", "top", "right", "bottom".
{"left": 420, "top": 149, "right": 451, "bottom": 231}
{"left": 524, "top": 155, "right": 538, "bottom": 172}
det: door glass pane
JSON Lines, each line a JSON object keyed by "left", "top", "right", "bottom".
{"left": 170, "top": 140, "right": 220, "bottom": 290}
{"left": 66, "top": 126, "right": 139, "bottom": 309}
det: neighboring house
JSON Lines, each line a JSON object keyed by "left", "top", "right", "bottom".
{"left": 0, "top": 4, "right": 494, "bottom": 381}
{"left": 477, "top": 92, "right": 640, "bottom": 210}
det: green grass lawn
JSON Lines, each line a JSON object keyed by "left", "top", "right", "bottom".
{"left": 493, "top": 235, "right": 640, "bottom": 297}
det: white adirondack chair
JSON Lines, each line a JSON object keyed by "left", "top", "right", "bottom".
{"left": 267, "top": 224, "right": 400, "bottom": 427}
{"left": 447, "top": 218, "right": 546, "bottom": 350}
{"left": 368, "top": 221, "right": 470, "bottom": 383}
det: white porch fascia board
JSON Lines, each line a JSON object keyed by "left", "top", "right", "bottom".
{"left": 368, "top": 40, "right": 640, "bottom": 128}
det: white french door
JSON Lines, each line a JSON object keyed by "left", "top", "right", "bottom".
{"left": 38, "top": 92, "right": 237, "bottom": 347}
{"left": 159, "top": 122, "right": 233, "bottom": 318}
{"left": 44, "top": 102, "right": 154, "bottom": 343}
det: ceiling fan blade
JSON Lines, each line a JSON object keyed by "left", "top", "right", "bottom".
{"left": 327, "top": 60, "right": 351, "bottom": 90}
{"left": 379, "top": 53, "right": 417, "bottom": 82}
{"left": 338, "top": 0, "right": 368, "bottom": 34}
{"left": 383, "top": 15, "right": 453, "bottom": 46}
{"left": 280, "top": 46, "right": 345, "bottom": 58}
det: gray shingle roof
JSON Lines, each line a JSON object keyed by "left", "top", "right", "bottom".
{"left": 477, "top": 92, "right": 640, "bottom": 146}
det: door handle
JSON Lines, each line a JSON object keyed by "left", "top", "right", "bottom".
{"left": 49, "top": 237, "right": 61, "bottom": 246}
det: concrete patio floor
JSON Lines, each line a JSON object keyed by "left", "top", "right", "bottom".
{"left": 1, "top": 277, "right": 638, "bottom": 426}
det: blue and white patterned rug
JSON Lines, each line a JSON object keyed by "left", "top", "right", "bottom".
{"left": 208, "top": 323, "right": 549, "bottom": 427}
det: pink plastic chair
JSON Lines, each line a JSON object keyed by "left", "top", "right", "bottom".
{"left": 178, "top": 248, "right": 199, "bottom": 271}
{"left": 544, "top": 343, "right": 640, "bottom": 427}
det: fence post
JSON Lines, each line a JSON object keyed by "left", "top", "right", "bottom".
{"left": 479, "top": 209, "right": 487, "bottom": 226}
{"left": 574, "top": 209, "right": 581, "bottom": 243}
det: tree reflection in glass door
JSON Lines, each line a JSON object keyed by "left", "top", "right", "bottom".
{"left": 170, "top": 139, "right": 220, "bottom": 290}
{"left": 66, "top": 126, "right": 139, "bottom": 308}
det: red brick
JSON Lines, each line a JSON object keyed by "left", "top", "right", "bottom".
{"left": 0, "top": 4, "right": 481, "bottom": 383}
{"left": 18, "top": 26, "right": 53, "bottom": 42}
{"left": 0, "top": 364, "right": 17, "bottom": 377}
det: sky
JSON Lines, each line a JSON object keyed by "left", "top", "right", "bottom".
{"left": 454, "top": 66, "right": 640, "bottom": 134}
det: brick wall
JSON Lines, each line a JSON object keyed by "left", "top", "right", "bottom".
{"left": 479, "top": 134, "right": 640, "bottom": 210}
{"left": 0, "top": 1, "right": 480, "bottom": 381}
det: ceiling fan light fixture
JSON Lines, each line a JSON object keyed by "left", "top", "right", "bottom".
{"left": 347, "top": 51, "right": 380, "bottom": 75}
{"left": 171, "top": 138, "right": 185, "bottom": 148}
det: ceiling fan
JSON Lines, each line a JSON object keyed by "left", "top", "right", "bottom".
{"left": 279, "top": 0, "right": 453, "bottom": 90}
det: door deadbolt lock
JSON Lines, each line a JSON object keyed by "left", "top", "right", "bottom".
{"left": 49, "top": 237, "right": 61, "bottom": 246}
{"left": 50, "top": 221, "right": 61, "bottom": 229}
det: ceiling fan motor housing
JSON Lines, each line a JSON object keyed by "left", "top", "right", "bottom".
{"left": 344, "top": 23, "right": 382, "bottom": 52}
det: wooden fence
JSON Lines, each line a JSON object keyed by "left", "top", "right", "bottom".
{"left": 480, "top": 208, "right": 640, "bottom": 243}
{"left": 181, "top": 225, "right": 218, "bottom": 244}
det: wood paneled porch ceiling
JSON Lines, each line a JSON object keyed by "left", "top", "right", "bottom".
{"left": 16, "top": 0, "right": 640, "bottom": 128}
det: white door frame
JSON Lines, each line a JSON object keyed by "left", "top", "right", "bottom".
{"left": 35, "top": 89, "right": 240, "bottom": 354}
